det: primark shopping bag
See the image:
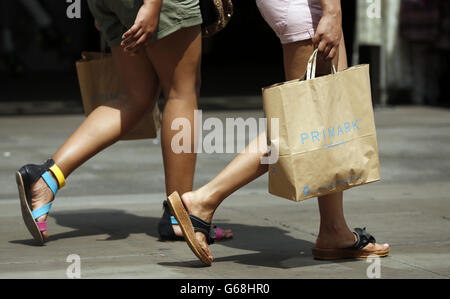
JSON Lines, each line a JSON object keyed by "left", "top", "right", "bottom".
{"left": 262, "top": 49, "right": 380, "bottom": 202}
{"left": 75, "top": 52, "right": 161, "bottom": 140}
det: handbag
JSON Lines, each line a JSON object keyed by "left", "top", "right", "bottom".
{"left": 200, "top": 0, "right": 233, "bottom": 38}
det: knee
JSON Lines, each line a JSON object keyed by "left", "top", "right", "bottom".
{"left": 163, "top": 74, "right": 201, "bottom": 102}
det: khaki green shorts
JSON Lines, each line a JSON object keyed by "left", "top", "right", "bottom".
{"left": 87, "top": 0, "right": 202, "bottom": 47}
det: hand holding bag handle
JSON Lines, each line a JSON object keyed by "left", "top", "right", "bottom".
{"left": 306, "top": 49, "right": 337, "bottom": 80}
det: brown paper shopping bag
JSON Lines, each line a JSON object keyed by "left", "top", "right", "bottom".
{"left": 263, "top": 49, "right": 381, "bottom": 202}
{"left": 75, "top": 52, "right": 161, "bottom": 140}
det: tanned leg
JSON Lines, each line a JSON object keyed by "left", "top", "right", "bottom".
{"left": 145, "top": 26, "right": 201, "bottom": 198}
{"left": 31, "top": 45, "right": 160, "bottom": 239}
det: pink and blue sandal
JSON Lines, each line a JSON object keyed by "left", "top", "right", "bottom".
{"left": 15, "top": 158, "right": 65, "bottom": 244}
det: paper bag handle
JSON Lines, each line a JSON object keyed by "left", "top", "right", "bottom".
{"left": 306, "top": 49, "right": 337, "bottom": 80}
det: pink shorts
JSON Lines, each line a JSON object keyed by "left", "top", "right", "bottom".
{"left": 256, "top": 0, "right": 323, "bottom": 44}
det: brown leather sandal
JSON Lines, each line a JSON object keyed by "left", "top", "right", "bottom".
{"left": 167, "top": 192, "right": 213, "bottom": 266}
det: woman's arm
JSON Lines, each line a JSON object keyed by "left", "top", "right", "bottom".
{"left": 313, "top": 0, "right": 342, "bottom": 60}
{"left": 121, "top": 0, "right": 163, "bottom": 53}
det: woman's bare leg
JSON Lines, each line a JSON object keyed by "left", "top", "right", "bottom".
{"left": 314, "top": 40, "right": 355, "bottom": 248}
{"left": 145, "top": 26, "right": 201, "bottom": 198}
{"left": 283, "top": 39, "right": 355, "bottom": 248}
{"left": 180, "top": 134, "right": 269, "bottom": 257}
{"left": 187, "top": 133, "right": 269, "bottom": 216}
{"left": 145, "top": 26, "right": 218, "bottom": 237}
{"left": 30, "top": 45, "right": 160, "bottom": 239}
{"left": 53, "top": 47, "right": 159, "bottom": 176}
{"left": 284, "top": 39, "right": 388, "bottom": 251}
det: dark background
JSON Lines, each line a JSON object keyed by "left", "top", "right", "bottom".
{"left": 2, "top": 0, "right": 447, "bottom": 114}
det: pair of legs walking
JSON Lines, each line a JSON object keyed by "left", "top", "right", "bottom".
{"left": 29, "top": 25, "right": 202, "bottom": 240}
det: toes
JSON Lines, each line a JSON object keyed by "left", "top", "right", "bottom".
{"left": 374, "top": 243, "right": 389, "bottom": 251}
{"left": 196, "top": 232, "right": 213, "bottom": 260}
{"left": 365, "top": 243, "right": 390, "bottom": 252}
{"left": 37, "top": 215, "right": 48, "bottom": 224}
{"left": 202, "top": 246, "right": 213, "bottom": 261}
{"left": 37, "top": 215, "right": 49, "bottom": 241}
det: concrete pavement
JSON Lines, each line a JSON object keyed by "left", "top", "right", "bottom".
{"left": 0, "top": 106, "right": 449, "bottom": 279}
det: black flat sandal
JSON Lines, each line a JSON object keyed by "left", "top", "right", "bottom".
{"left": 158, "top": 200, "right": 232, "bottom": 242}
{"left": 158, "top": 200, "right": 184, "bottom": 241}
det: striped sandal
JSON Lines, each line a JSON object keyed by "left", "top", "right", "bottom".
{"left": 15, "top": 158, "right": 66, "bottom": 244}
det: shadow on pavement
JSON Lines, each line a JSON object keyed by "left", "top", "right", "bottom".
{"left": 159, "top": 222, "right": 348, "bottom": 269}
{"left": 10, "top": 209, "right": 346, "bottom": 269}
{"left": 10, "top": 209, "right": 161, "bottom": 244}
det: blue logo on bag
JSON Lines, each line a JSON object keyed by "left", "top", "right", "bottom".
{"left": 303, "top": 186, "right": 311, "bottom": 195}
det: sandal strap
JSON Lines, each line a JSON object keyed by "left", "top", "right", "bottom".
{"left": 158, "top": 201, "right": 183, "bottom": 241}
{"left": 31, "top": 170, "right": 58, "bottom": 220}
{"left": 49, "top": 164, "right": 66, "bottom": 189}
{"left": 172, "top": 215, "right": 220, "bottom": 241}
{"left": 189, "top": 215, "right": 216, "bottom": 245}
{"left": 41, "top": 171, "right": 59, "bottom": 196}
{"left": 165, "top": 200, "right": 219, "bottom": 242}
{"left": 351, "top": 227, "right": 376, "bottom": 250}
{"left": 36, "top": 221, "right": 47, "bottom": 232}
{"left": 32, "top": 202, "right": 54, "bottom": 220}
{"left": 215, "top": 227, "right": 223, "bottom": 240}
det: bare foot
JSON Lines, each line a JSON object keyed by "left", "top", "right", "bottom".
{"left": 30, "top": 178, "right": 54, "bottom": 240}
